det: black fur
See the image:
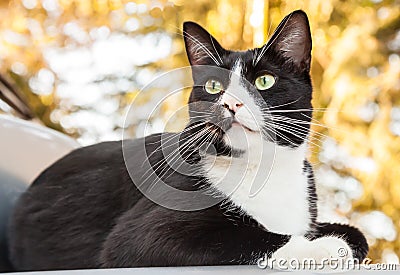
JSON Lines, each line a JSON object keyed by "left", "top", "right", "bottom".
{"left": 7, "top": 10, "right": 368, "bottom": 271}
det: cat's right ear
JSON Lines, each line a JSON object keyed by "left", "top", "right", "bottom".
{"left": 183, "top": 22, "right": 224, "bottom": 66}
{"left": 264, "top": 10, "right": 312, "bottom": 72}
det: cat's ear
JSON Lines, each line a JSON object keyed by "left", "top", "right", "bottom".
{"left": 266, "top": 10, "right": 312, "bottom": 72}
{"left": 183, "top": 22, "right": 224, "bottom": 66}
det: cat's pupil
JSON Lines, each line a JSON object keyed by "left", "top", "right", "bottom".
{"left": 212, "top": 81, "right": 215, "bottom": 90}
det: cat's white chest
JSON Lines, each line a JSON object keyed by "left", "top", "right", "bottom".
{"left": 201, "top": 140, "right": 311, "bottom": 236}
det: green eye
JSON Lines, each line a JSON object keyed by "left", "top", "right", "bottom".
{"left": 255, "top": 74, "right": 275, "bottom": 90}
{"left": 205, "top": 79, "right": 223, "bottom": 94}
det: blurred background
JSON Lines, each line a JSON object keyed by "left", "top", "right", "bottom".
{"left": 0, "top": 0, "right": 399, "bottom": 264}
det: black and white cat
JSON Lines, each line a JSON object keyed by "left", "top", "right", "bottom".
{"left": 8, "top": 10, "right": 368, "bottom": 271}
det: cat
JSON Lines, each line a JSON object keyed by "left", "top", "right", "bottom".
{"left": 8, "top": 10, "right": 368, "bottom": 271}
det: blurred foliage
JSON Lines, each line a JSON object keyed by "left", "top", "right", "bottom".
{"left": 0, "top": 0, "right": 399, "bottom": 263}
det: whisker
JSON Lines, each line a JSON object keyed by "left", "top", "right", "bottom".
{"left": 262, "top": 125, "right": 298, "bottom": 147}
{"left": 143, "top": 121, "right": 208, "bottom": 160}
{"left": 270, "top": 121, "right": 325, "bottom": 145}
{"left": 162, "top": 127, "right": 218, "bottom": 182}
{"left": 139, "top": 126, "right": 208, "bottom": 186}
{"left": 152, "top": 127, "right": 215, "bottom": 186}
{"left": 271, "top": 119, "right": 329, "bottom": 140}
{"left": 268, "top": 122, "right": 323, "bottom": 149}
{"left": 270, "top": 115, "right": 328, "bottom": 129}
{"left": 266, "top": 97, "right": 303, "bottom": 110}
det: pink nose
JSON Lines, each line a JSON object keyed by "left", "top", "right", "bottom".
{"left": 222, "top": 93, "right": 243, "bottom": 114}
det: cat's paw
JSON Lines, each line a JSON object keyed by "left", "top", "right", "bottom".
{"left": 267, "top": 236, "right": 354, "bottom": 272}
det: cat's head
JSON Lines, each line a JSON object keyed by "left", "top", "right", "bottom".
{"left": 183, "top": 10, "right": 313, "bottom": 153}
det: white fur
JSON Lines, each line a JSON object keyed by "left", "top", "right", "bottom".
{"left": 201, "top": 58, "right": 311, "bottom": 236}
{"left": 220, "top": 59, "right": 263, "bottom": 132}
{"left": 202, "top": 139, "right": 311, "bottom": 236}
{"left": 269, "top": 235, "right": 354, "bottom": 271}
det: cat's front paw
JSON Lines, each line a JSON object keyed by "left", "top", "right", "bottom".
{"left": 267, "top": 236, "right": 354, "bottom": 272}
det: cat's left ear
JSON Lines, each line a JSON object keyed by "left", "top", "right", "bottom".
{"left": 266, "top": 10, "right": 312, "bottom": 72}
{"left": 183, "top": 22, "right": 224, "bottom": 66}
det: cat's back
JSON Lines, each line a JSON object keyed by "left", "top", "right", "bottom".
{"left": 8, "top": 138, "right": 153, "bottom": 270}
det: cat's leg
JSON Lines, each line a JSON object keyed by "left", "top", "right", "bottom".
{"left": 307, "top": 222, "right": 368, "bottom": 262}
{"left": 99, "top": 203, "right": 290, "bottom": 267}
{"left": 268, "top": 235, "right": 353, "bottom": 269}
{"left": 268, "top": 222, "right": 368, "bottom": 270}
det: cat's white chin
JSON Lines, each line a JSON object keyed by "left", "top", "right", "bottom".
{"left": 231, "top": 121, "right": 257, "bottom": 132}
{"left": 223, "top": 123, "right": 262, "bottom": 151}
